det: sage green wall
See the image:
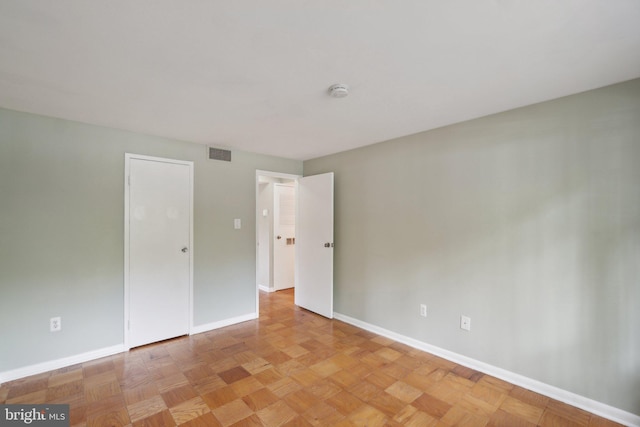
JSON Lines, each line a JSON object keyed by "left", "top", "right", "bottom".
{"left": 304, "top": 79, "right": 640, "bottom": 414}
{"left": 0, "top": 108, "right": 301, "bottom": 372}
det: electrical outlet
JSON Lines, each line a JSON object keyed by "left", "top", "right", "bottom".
{"left": 460, "top": 315, "right": 471, "bottom": 331}
{"left": 50, "top": 317, "right": 61, "bottom": 332}
{"left": 420, "top": 304, "right": 427, "bottom": 317}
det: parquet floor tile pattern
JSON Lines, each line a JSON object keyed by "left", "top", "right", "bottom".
{"left": 0, "top": 290, "right": 624, "bottom": 426}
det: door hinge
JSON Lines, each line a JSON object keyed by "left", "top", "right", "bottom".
{"left": 127, "top": 175, "right": 131, "bottom": 186}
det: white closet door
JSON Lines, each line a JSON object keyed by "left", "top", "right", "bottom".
{"left": 273, "top": 184, "right": 296, "bottom": 291}
{"left": 127, "top": 155, "right": 192, "bottom": 348}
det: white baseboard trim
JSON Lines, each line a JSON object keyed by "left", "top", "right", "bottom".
{"left": 190, "top": 312, "right": 257, "bottom": 335}
{"left": 0, "top": 344, "right": 125, "bottom": 385}
{"left": 333, "top": 312, "right": 640, "bottom": 427}
{"left": 258, "top": 285, "right": 274, "bottom": 293}
{"left": 0, "top": 313, "right": 259, "bottom": 386}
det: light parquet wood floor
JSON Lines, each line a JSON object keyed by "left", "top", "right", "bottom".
{"left": 0, "top": 289, "right": 624, "bottom": 426}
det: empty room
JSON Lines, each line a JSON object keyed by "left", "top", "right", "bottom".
{"left": 1, "top": 2, "right": 639, "bottom": 426}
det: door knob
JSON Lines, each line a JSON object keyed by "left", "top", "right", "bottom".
{"left": 181, "top": 247, "right": 188, "bottom": 253}
{"left": 276, "top": 235, "right": 282, "bottom": 240}
{"left": 324, "top": 242, "right": 334, "bottom": 248}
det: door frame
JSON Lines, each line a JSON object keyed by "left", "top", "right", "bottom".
{"left": 255, "top": 170, "right": 301, "bottom": 316}
{"left": 124, "top": 153, "right": 194, "bottom": 350}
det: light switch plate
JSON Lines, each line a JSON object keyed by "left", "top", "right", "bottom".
{"left": 234, "top": 218, "right": 241, "bottom": 229}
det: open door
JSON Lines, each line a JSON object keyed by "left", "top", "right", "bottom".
{"left": 295, "top": 172, "right": 334, "bottom": 318}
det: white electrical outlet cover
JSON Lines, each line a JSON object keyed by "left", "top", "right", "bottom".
{"left": 50, "top": 317, "right": 61, "bottom": 332}
{"left": 460, "top": 315, "right": 471, "bottom": 331}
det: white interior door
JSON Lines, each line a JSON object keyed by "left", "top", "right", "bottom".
{"left": 126, "top": 155, "right": 192, "bottom": 348}
{"left": 295, "top": 172, "right": 334, "bottom": 318}
{"left": 273, "top": 184, "right": 296, "bottom": 291}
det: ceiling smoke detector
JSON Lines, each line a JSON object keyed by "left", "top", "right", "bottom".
{"left": 328, "top": 83, "right": 349, "bottom": 98}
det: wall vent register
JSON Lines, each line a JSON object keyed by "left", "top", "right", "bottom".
{"left": 208, "top": 147, "right": 232, "bottom": 162}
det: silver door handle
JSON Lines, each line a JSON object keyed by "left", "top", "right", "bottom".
{"left": 181, "top": 247, "right": 188, "bottom": 253}
{"left": 324, "top": 242, "right": 334, "bottom": 248}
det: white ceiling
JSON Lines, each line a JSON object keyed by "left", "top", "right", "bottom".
{"left": 1, "top": 1, "right": 639, "bottom": 160}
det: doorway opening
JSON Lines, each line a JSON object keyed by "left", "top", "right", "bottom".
{"left": 255, "top": 170, "right": 301, "bottom": 316}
